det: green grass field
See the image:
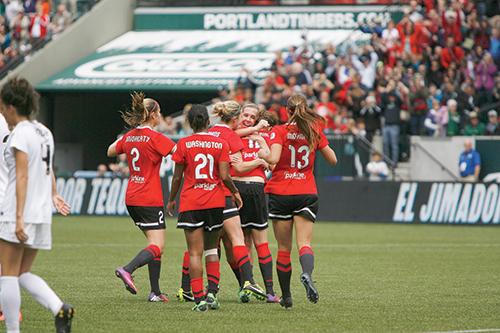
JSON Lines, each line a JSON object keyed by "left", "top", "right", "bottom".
{"left": 3, "top": 216, "right": 500, "bottom": 333}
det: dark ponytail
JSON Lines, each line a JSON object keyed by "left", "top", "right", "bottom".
{"left": 186, "top": 104, "right": 209, "bottom": 132}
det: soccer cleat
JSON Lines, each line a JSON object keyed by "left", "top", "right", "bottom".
{"left": 148, "top": 292, "right": 169, "bottom": 302}
{"left": 176, "top": 288, "right": 195, "bottom": 302}
{"left": 280, "top": 296, "right": 293, "bottom": 309}
{"left": 115, "top": 267, "right": 137, "bottom": 295}
{"left": 55, "top": 303, "right": 74, "bottom": 333}
{"left": 266, "top": 294, "right": 280, "bottom": 303}
{"left": 300, "top": 273, "right": 319, "bottom": 304}
{"left": 192, "top": 300, "right": 208, "bottom": 312}
{"left": 242, "top": 281, "right": 268, "bottom": 300}
{"left": 238, "top": 288, "right": 251, "bottom": 303}
{"left": 206, "top": 293, "right": 220, "bottom": 310}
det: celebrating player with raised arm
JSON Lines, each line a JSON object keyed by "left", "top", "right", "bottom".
{"left": 258, "top": 93, "right": 337, "bottom": 308}
{"left": 108, "top": 92, "right": 175, "bottom": 302}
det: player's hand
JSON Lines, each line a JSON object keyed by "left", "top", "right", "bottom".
{"left": 53, "top": 194, "right": 70, "bottom": 216}
{"left": 230, "top": 155, "right": 241, "bottom": 164}
{"left": 166, "top": 200, "right": 176, "bottom": 217}
{"left": 259, "top": 159, "right": 271, "bottom": 171}
{"left": 232, "top": 192, "right": 243, "bottom": 210}
{"left": 15, "top": 217, "right": 28, "bottom": 243}
{"left": 255, "top": 119, "right": 269, "bottom": 131}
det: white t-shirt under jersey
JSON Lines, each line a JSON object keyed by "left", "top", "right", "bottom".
{"left": 0, "top": 114, "right": 10, "bottom": 206}
{"left": 0, "top": 120, "right": 55, "bottom": 224}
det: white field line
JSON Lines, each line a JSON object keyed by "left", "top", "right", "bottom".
{"left": 419, "top": 329, "right": 500, "bottom": 333}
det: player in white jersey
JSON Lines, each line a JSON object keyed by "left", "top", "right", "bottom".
{"left": 0, "top": 113, "right": 22, "bottom": 323}
{"left": 0, "top": 77, "right": 72, "bottom": 333}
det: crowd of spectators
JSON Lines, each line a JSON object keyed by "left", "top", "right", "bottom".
{"left": 197, "top": 0, "right": 500, "bottom": 168}
{"left": 0, "top": 0, "right": 98, "bottom": 79}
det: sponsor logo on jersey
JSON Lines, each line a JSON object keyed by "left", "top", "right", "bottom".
{"left": 131, "top": 175, "right": 145, "bottom": 184}
{"left": 209, "top": 131, "right": 221, "bottom": 137}
{"left": 284, "top": 171, "right": 306, "bottom": 180}
{"left": 243, "top": 151, "right": 258, "bottom": 159}
{"left": 194, "top": 182, "right": 218, "bottom": 190}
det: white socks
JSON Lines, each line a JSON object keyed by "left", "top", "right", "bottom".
{"left": 19, "top": 272, "right": 63, "bottom": 316}
{"left": 0, "top": 276, "right": 21, "bottom": 333}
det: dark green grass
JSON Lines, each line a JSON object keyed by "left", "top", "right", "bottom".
{"left": 4, "top": 216, "right": 500, "bottom": 332}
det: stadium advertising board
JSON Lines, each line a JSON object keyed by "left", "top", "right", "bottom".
{"left": 57, "top": 176, "right": 500, "bottom": 226}
{"left": 317, "top": 181, "right": 500, "bottom": 225}
{"left": 134, "top": 6, "right": 401, "bottom": 30}
{"left": 36, "top": 30, "right": 371, "bottom": 91}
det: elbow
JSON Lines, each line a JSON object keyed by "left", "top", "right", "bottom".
{"left": 330, "top": 157, "right": 338, "bottom": 166}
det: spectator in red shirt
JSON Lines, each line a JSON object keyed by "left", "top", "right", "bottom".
{"left": 441, "top": 36, "right": 465, "bottom": 70}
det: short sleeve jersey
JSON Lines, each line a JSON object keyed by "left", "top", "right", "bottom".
{"left": 459, "top": 149, "right": 481, "bottom": 177}
{"left": 0, "top": 120, "right": 54, "bottom": 224}
{"left": 0, "top": 115, "right": 10, "bottom": 206}
{"left": 230, "top": 129, "right": 271, "bottom": 180}
{"left": 265, "top": 124, "right": 329, "bottom": 195}
{"left": 172, "top": 133, "right": 231, "bottom": 212}
{"left": 209, "top": 124, "right": 244, "bottom": 196}
{"left": 116, "top": 126, "right": 175, "bottom": 206}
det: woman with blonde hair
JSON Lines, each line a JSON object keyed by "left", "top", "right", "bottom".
{"left": 108, "top": 92, "right": 176, "bottom": 302}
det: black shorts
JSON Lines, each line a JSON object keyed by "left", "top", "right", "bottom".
{"left": 223, "top": 196, "right": 239, "bottom": 221}
{"left": 268, "top": 194, "right": 319, "bottom": 222}
{"left": 234, "top": 181, "right": 268, "bottom": 230}
{"left": 177, "top": 207, "right": 224, "bottom": 232}
{"left": 127, "top": 205, "right": 166, "bottom": 230}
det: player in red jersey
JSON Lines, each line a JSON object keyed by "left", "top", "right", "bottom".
{"left": 208, "top": 100, "right": 269, "bottom": 302}
{"left": 258, "top": 93, "right": 338, "bottom": 308}
{"left": 232, "top": 105, "right": 280, "bottom": 303}
{"left": 107, "top": 92, "right": 175, "bottom": 302}
{"left": 167, "top": 104, "right": 242, "bottom": 311}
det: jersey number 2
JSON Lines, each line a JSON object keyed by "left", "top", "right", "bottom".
{"left": 131, "top": 148, "right": 140, "bottom": 171}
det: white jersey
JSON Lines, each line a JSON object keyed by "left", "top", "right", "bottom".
{"left": 0, "top": 120, "right": 54, "bottom": 224}
{"left": 0, "top": 114, "right": 10, "bottom": 206}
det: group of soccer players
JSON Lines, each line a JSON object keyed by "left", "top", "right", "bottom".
{"left": 111, "top": 92, "right": 338, "bottom": 311}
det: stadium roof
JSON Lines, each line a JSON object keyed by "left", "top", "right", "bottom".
{"left": 35, "top": 29, "right": 369, "bottom": 92}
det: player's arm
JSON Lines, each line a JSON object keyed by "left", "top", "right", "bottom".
{"left": 52, "top": 169, "right": 70, "bottom": 216}
{"left": 234, "top": 120, "right": 269, "bottom": 137}
{"left": 320, "top": 145, "right": 338, "bottom": 165}
{"left": 14, "top": 148, "right": 28, "bottom": 243}
{"left": 107, "top": 139, "right": 119, "bottom": 158}
{"left": 219, "top": 161, "right": 242, "bottom": 210}
{"left": 258, "top": 143, "right": 282, "bottom": 165}
{"left": 167, "top": 163, "right": 184, "bottom": 217}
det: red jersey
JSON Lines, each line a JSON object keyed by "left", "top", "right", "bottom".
{"left": 209, "top": 124, "right": 244, "bottom": 196}
{"left": 116, "top": 126, "right": 175, "bottom": 206}
{"left": 172, "top": 133, "right": 230, "bottom": 212}
{"left": 265, "top": 124, "right": 329, "bottom": 195}
{"left": 230, "top": 129, "right": 271, "bottom": 180}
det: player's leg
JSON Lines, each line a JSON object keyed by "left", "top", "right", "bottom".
{"left": 293, "top": 195, "right": 319, "bottom": 304}
{"left": 0, "top": 239, "right": 24, "bottom": 332}
{"left": 144, "top": 228, "right": 167, "bottom": 302}
{"left": 203, "top": 210, "right": 223, "bottom": 310}
{"left": 272, "top": 218, "right": 294, "bottom": 308}
{"left": 224, "top": 216, "right": 267, "bottom": 300}
{"left": 177, "top": 250, "right": 194, "bottom": 302}
{"left": 116, "top": 206, "right": 163, "bottom": 295}
{"left": 220, "top": 230, "right": 240, "bottom": 286}
{"left": 252, "top": 228, "right": 278, "bottom": 302}
{"left": 184, "top": 228, "right": 207, "bottom": 311}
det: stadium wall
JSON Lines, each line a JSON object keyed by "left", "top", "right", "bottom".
{"left": 56, "top": 175, "right": 500, "bottom": 226}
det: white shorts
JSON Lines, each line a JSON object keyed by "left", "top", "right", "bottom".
{"left": 0, "top": 222, "right": 52, "bottom": 250}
